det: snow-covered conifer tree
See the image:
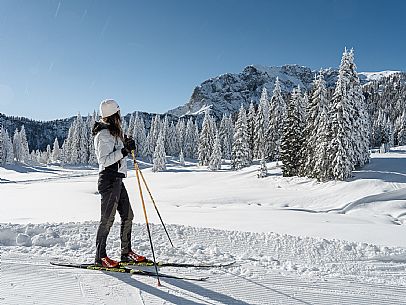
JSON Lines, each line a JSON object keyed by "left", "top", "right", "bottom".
{"left": 253, "top": 102, "right": 266, "bottom": 160}
{"left": 347, "top": 49, "right": 370, "bottom": 167}
{"left": 209, "top": 132, "right": 222, "bottom": 171}
{"left": 327, "top": 49, "right": 370, "bottom": 179}
{"left": 152, "top": 130, "right": 166, "bottom": 172}
{"left": 133, "top": 113, "right": 147, "bottom": 157}
{"left": 87, "top": 115, "right": 97, "bottom": 165}
{"left": 184, "top": 118, "right": 197, "bottom": 159}
{"left": 257, "top": 154, "right": 268, "bottom": 178}
{"left": 198, "top": 110, "right": 215, "bottom": 166}
{"left": 280, "top": 87, "right": 304, "bottom": 177}
{"left": 162, "top": 115, "right": 171, "bottom": 153}
{"left": 19, "top": 125, "right": 29, "bottom": 164}
{"left": 0, "top": 126, "right": 5, "bottom": 165}
{"left": 69, "top": 116, "right": 81, "bottom": 165}
{"left": 121, "top": 116, "right": 129, "bottom": 136}
{"left": 51, "top": 138, "right": 60, "bottom": 163}
{"left": 79, "top": 115, "right": 89, "bottom": 164}
{"left": 127, "top": 113, "right": 136, "bottom": 137}
{"left": 13, "top": 129, "right": 22, "bottom": 163}
{"left": 232, "top": 105, "right": 250, "bottom": 170}
{"left": 45, "top": 144, "right": 52, "bottom": 164}
{"left": 219, "top": 114, "right": 233, "bottom": 160}
{"left": 179, "top": 148, "right": 185, "bottom": 166}
{"left": 329, "top": 49, "right": 355, "bottom": 180}
{"left": 144, "top": 115, "right": 161, "bottom": 161}
{"left": 3, "top": 129, "right": 13, "bottom": 165}
{"left": 259, "top": 87, "right": 270, "bottom": 128}
{"left": 166, "top": 122, "right": 178, "bottom": 156}
{"left": 175, "top": 119, "right": 186, "bottom": 155}
{"left": 398, "top": 109, "right": 406, "bottom": 145}
{"left": 303, "top": 73, "right": 331, "bottom": 180}
{"left": 247, "top": 101, "right": 256, "bottom": 161}
{"left": 268, "top": 77, "right": 286, "bottom": 161}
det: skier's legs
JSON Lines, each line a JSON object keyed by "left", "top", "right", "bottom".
{"left": 95, "top": 177, "right": 122, "bottom": 261}
{"left": 116, "top": 182, "right": 134, "bottom": 255}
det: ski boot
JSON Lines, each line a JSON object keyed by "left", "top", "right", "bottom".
{"left": 95, "top": 256, "right": 120, "bottom": 268}
{"left": 121, "top": 251, "right": 147, "bottom": 263}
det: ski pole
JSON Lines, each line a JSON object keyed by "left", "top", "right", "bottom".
{"left": 131, "top": 151, "right": 161, "bottom": 286}
{"left": 131, "top": 151, "right": 174, "bottom": 247}
{"left": 132, "top": 156, "right": 174, "bottom": 247}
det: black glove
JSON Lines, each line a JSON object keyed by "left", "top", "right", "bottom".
{"left": 122, "top": 135, "right": 136, "bottom": 157}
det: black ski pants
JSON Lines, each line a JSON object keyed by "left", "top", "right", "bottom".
{"left": 95, "top": 174, "right": 134, "bottom": 261}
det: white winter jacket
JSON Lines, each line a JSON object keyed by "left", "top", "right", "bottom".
{"left": 94, "top": 126, "right": 127, "bottom": 177}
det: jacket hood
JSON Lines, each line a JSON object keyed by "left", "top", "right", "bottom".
{"left": 92, "top": 121, "right": 109, "bottom": 136}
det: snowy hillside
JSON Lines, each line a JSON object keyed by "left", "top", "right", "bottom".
{"left": 2, "top": 148, "right": 406, "bottom": 304}
{"left": 358, "top": 70, "right": 401, "bottom": 82}
{"left": 167, "top": 64, "right": 405, "bottom": 119}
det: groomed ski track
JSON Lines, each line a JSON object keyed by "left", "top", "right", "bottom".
{"left": 3, "top": 253, "right": 405, "bottom": 304}
{"left": 3, "top": 222, "right": 406, "bottom": 304}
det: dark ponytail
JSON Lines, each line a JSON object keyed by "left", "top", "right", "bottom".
{"left": 104, "top": 112, "right": 124, "bottom": 141}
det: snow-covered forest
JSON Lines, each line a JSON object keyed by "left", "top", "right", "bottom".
{"left": 1, "top": 49, "right": 405, "bottom": 181}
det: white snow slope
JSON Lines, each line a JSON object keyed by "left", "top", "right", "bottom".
{"left": 2, "top": 148, "right": 406, "bottom": 304}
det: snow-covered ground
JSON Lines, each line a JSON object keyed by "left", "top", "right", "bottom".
{"left": 2, "top": 148, "right": 406, "bottom": 304}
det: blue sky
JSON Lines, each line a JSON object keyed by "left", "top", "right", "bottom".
{"left": 0, "top": 0, "right": 405, "bottom": 120}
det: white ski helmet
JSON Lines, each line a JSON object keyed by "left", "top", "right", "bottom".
{"left": 100, "top": 99, "right": 120, "bottom": 118}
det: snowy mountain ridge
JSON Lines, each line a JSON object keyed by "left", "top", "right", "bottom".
{"left": 358, "top": 70, "right": 401, "bottom": 82}
{"left": 167, "top": 64, "right": 403, "bottom": 119}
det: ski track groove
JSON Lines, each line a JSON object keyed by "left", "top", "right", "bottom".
{"left": 3, "top": 223, "right": 406, "bottom": 304}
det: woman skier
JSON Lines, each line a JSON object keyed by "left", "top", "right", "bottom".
{"left": 92, "top": 99, "right": 146, "bottom": 268}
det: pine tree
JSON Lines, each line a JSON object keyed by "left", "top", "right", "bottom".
{"left": 162, "top": 115, "right": 171, "bottom": 153}
{"left": 133, "top": 114, "right": 147, "bottom": 158}
{"left": 193, "top": 123, "right": 200, "bottom": 159}
{"left": 152, "top": 130, "right": 166, "bottom": 172}
{"left": 329, "top": 49, "right": 355, "bottom": 180}
{"left": 19, "top": 125, "right": 30, "bottom": 164}
{"left": 121, "top": 116, "right": 129, "bottom": 136}
{"left": 4, "top": 130, "right": 14, "bottom": 165}
{"left": 13, "top": 129, "right": 22, "bottom": 163}
{"left": 0, "top": 126, "right": 5, "bottom": 165}
{"left": 303, "top": 72, "right": 331, "bottom": 180}
{"left": 247, "top": 101, "right": 256, "bottom": 161}
{"left": 198, "top": 110, "right": 215, "bottom": 166}
{"left": 347, "top": 49, "right": 370, "bottom": 167}
{"left": 259, "top": 87, "right": 270, "bottom": 128}
{"left": 166, "top": 122, "right": 178, "bottom": 156}
{"left": 209, "top": 132, "right": 222, "bottom": 171}
{"left": 79, "top": 115, "right": 89, "bottom": 164}
{"left": 87, "top": 114, "right": 97, "bottom": 165}
{"left": 46, "top": 144, "right": 52, "bottom": 164}
{"left": 268, "top": 77, "right": 286, "bottom": 161}
{"left": 253, "top": 102, "right": 267, "bottom": 160}
{"left": 51, "top": 138, "right": 61, "bottom": 163}
{"left": 232, "top": 105, "right": 250, "bottom": 170}
{"left": 127, "top": 113, "right": 136, "bottom": 137}
{"left": 175, "top": 119, "right": 186, "bottom": 156}
{"left": 398, "top": 109, "right": 406, "bottom": 145}
{"left": 144, "top": 115, "right": 160, "bottom": 161}
{"left": 257, "top": 154, "right": 268, "bottom": 178}
{"left": 179, "top": 148, "right": 185, "bottom": 166}
{"left": 280, "top": 87, "right": 304, "bottom": 177}
{"left": 184, "top": 118, "right": 197, "bottom": 159}
{"left": 219, "top": 114, "right": 233, "bottom": 160}
{"left": 60, "top": 141, "right": 67, "bottom": 166}
{"left": 69, "top": 116, "right": 82, "bottom": 165}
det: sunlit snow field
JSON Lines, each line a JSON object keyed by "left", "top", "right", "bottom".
{"left": 2, "top": 148, "right": 406, "bottom": 304}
